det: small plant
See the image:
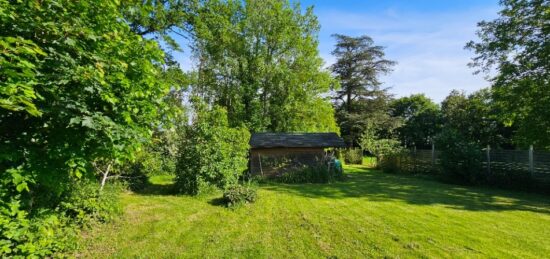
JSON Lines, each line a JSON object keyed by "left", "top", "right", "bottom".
{"left": 344, "top": 149, "right": 363, "bottom": 164}
{"left": 222, "top": 184, "right": 257, "bottom": 208}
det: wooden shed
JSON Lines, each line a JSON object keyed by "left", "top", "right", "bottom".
{"left": 249, "top": 132, "right": 346, "bottom": 177}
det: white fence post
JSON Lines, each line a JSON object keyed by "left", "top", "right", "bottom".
{"left": 529, "top": 145, "right": 534, "bottom": 175}
{"left": 431, "top": 143, "right": 435, "bottom": 166}
{"left": 486, "top": 145, "right": 491, "bottom": 175}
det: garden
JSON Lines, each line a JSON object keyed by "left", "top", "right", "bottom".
{"left": 77, "top": 164, "right": 550, "bottom": 258}
{"left": 1, "top": 0, "right": 549, "bottom": 257}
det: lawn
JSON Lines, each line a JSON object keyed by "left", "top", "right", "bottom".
{"left": 78, "top": 165, "right": 550, "bottom": 258}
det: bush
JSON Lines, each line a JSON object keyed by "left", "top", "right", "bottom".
{"left": 278, "top": 164, "right": 343, "bottom": 184}
{"left": 344, "top": 149, "right": 363, "bottom": 164}
{"left": 0, "top": 174, "right": 121, "bottom": 257}
{"left": 436, "top": 128, "right": 483, "bottom": 184}
{"left": 378, "top": 153, "right": 405, "bottom": 173}
{"left": 0, "top": 205, "right": 78, "bottom": 257}
{"left": 222, "top": 184, "right": 257, "bottom": 208}
{"left": 59, "top": 179, "right": 122, "bottom": 225}
{"left": 175, "top": 100, "right": 250, "bottom": 195}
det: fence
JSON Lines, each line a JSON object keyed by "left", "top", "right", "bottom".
{"left": 395, "top": 145, "right": 550, "bottom": 180}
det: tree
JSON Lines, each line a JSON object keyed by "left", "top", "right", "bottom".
{"left": 330, "top": 34, "right": 397, "bottom": 146}
{"left": 440, "top": 89, "right": 513, "bottom": 148}
{"left": 1, "top": 0, "right": 182, "bottom": 255}
{"left": 190, "top": 0, "right": 338, "bottom": 133}
{"left": 391, "top": 94, "right": 441, "bottom": 148}
{"left": 0, "top": 0, "right": 171, "bottom": 220}
{"left": 466, "top": 0, "right": 550, "bottom": 149}
{"left": 175, "top": 99, "right": 250, "bottom": 195}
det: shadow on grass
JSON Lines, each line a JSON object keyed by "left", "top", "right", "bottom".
{"left": 132, "top": 175, "right": 176, "bottom": 196}
{"left": 263, "top": 165, "right": 550, "bottom": 214}
{"left": 208, "top": 197, "right": 227, "bottom": 207}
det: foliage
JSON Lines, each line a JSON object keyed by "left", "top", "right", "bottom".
{"left": 0, "top": 206, "right": 78, "bottom": 257}
{"left": 0, "top": 0, "right": 180, "bottom": 256}
{"left": 435, "top": 128, "right": 484, "bottom": 184}
{"left": 222, "top": 184, "right": 258, "bottom": 208}
{"left": 466, "top": 0, "right": 550, "bottom": 149}
{"left": 0, "top": 0, "right": 170, "bottom": 202}
{"left": 359, "top": 122, "right": 405, "bottom": 173}
{"left": 190, "top": 0, "right": 338, "bottom": 132}
{"left": 277, "top": 164, "right": 343, "bottom": 183}
{"left": 441, "top": 89, "right": 513, "bottom": 148}
{"left": 1, "top": 171, "right": 120, "bottom": 257}
{"left": 391, "top": 94, "right": 441, "bottom": 148}
{"left": 59, "top": 180, "right": 122, "bottom": 225}
{"left": 175, "top": 100, "right": 250, "bottom": 195}
{"left": 343, "top": 149, "right": 363, "bottom": 165}
{"left": 331, "top": 34, "right": 397, "bottom": 146}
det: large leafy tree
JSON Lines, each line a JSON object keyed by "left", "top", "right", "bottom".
{"left": 466, "top": 0, "right": 550, "bottom": 148}
{"left": 440, "top": 89, "right": 513, "bottom": 148}
{"left": 190, "top": 0, "right": 338, "bottom": 133}
{"left": 391, "top": 94, "right": 441, "bottom": 148}
{"left": 0, "top": 0, "right": 171, "bottom": 209}
{"left": 330, "top": 34, "right": 397, "bottom": 146}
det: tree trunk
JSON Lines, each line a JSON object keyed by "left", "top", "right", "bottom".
{"left": 100, "top": 163, "right": 112, "bottom": 191}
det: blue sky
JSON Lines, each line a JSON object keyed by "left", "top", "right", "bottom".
{"left": 175, "top": 0, "right": 501, "bottom": 103}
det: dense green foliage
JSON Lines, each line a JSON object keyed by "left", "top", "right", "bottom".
{"left": 435, "top": 128, "right": 484, "bottom": 184}
{"left": 222, "top": 184, "right": 258, "bottom": 208}
{"left": 391, "top": 94, "right": 440, "bottom": 148}
{"left": 331, "top": 34, "right": 397, "bottom": 147}
{"left": 343, "top": 149, "right": 363, "bottom": 165}
{"left": 0, "top": 0, "right": 180, "bottom": 256}
{"left": 277, "top": 164, "right": 343, "bottom": 183}
{"left": 441, "top": 89, "right": 512, "bottom": 148}
{"left": 190, "top": 0, "right": 338, "bottom": 132}
{"left": 466, "top": 0, "right": 550, "bottom": 149}
{"left": 175, "top": 100, "right": 250, "bottom": 195}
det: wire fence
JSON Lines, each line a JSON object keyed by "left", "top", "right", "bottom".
{"left": 395, "top": 145, "right": 550, "bottom": 180}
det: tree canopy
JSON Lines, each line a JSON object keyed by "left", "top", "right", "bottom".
{"left": 190, "top": 0, "right": 338, "bottom": 133}
{"left": 330, "top": 34, "right": 397, "bottom": 146}
{"left": 466, "top": 0, "right": 550, "bottom": 148}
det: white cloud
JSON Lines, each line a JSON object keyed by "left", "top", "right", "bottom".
{"left": 315, "top": 6, "right": 499, "bottom": 102}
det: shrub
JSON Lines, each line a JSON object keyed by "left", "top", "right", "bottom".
{"left": 59, "top": 179, "right": 122, "bottom": 225}
{"left": 278, "top": 164, "right": 343, "bottom": 184}
{"left": 436, "top": 128, "right": 483, "bottom": 184}
{"left": 0, "top": 204, "right": 78, "bottom": 257}
{"left": 344, "top": 149, "right": 363, "bottom": 164}
{"left": 378, "top": 153, "right": 405, "bottom": 173}
{"left": 175, "top": 100, "right": 250, "bottom": 195}
{"left": 1, "top": 170, "right": 120, "bottom": 257}
{"left": 222, "top": 184, "right": 257, "bottom": 207}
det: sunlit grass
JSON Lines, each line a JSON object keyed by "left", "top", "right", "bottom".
{"left": 78, "top": 166, "right": 550, "bottom": 258}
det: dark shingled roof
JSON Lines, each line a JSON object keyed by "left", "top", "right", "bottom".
{"left": 250, "top": 132, "right": 346, "bottom": 148}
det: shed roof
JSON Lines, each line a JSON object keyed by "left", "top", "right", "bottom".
{"left": 250, "top": 132, "right": 346, "bottom": 149}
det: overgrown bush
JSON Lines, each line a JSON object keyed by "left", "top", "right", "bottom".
{"left": 1, "top": 172, "right": 121, "bottom": 257}
{"left": 222, "top": 184, "right": 257, "bottom": 208}
{"left": 59, "top": 180, "right": 122, "bottom": 225}
{"left": 344, "top": 149, "right": 363, "bottom": 164}
{"left": 436, "top": 128, "right": 483, "bottom": 184}
{"left": 278, "top": 164, "right": 343, "bottom": 183}
{"left": 175, "top": 100, "right": 250, "bottom": 195}
{"left": 0, "top": 205, "right": 78, "bottom": 257}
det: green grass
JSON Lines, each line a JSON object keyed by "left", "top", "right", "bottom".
{"left": 78, "top": 166, "right": 550, "bottom": 258}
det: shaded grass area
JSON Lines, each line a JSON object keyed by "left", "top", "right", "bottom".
{"left": 78, "top": 166, "right": 550, "bottom": 258}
